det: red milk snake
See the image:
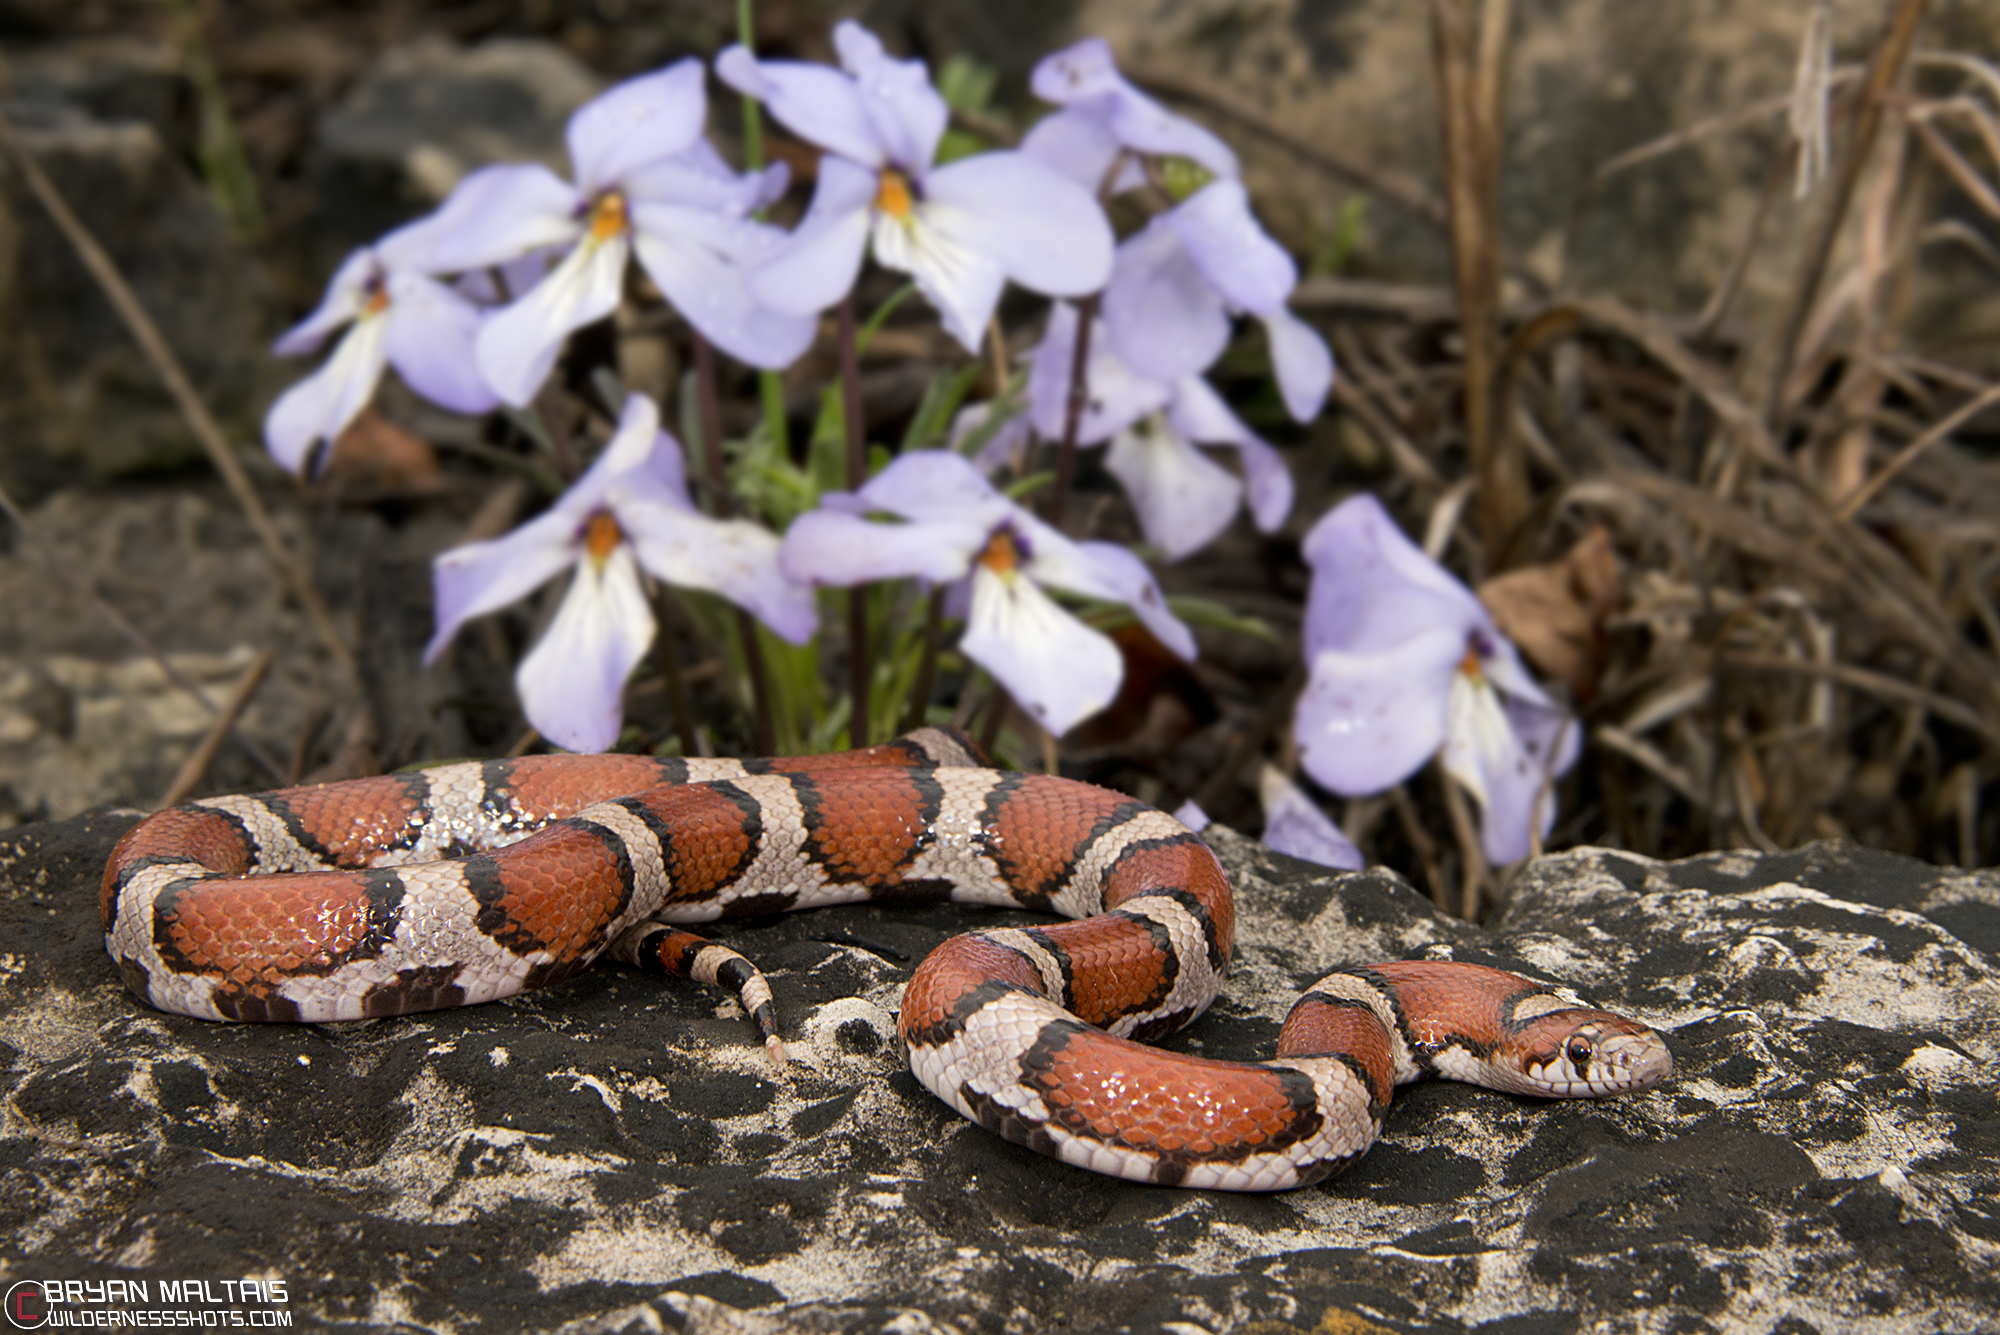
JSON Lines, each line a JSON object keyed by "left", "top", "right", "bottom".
{"left": 101, "top": 727, "right": 1670, "bottom": 1192}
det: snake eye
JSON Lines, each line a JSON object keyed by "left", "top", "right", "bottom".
{"left": 1566, "top": 1035, "right": 1594, "bottom": 1069}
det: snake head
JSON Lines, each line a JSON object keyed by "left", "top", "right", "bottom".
{"left": 1513, "top": 1012, "right": 1673, "bottom": 1098}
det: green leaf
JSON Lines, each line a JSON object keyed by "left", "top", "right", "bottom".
{"left": 901, "top": 363, "right": 985, "bottom": 453}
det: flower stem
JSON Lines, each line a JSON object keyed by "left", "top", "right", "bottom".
{"left": 838, "top": 295, "right": 871, "bottom": 747}
{"left": 733, "top": 0, "right": 790, "bottom": 458}
{"left": 649, "top": 589, "right": 698, "bottom": 757}
{"left": 1048, "top": 293, "right": 1098, "bottom": 530}
{"left": 692, "top": 329, "right": 777, "bottom": 755}
{"left": 900, "top": 585, "right": 946, "bottom": 733}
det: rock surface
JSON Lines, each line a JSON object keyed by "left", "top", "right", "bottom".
{"left": 1, "top": 812, "right": 1994, "bottom": 1333}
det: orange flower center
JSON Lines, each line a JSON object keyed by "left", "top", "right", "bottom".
{"left": 589, "top": 191, "right": 630, "bottom": 241}
{"left": 1458, "top": 645, "right": 1485, "bottom": 682}
{"left": 875, "top": 170, "right": 915, "bottom": 221}
{"left": 976, "top": 529, "right": 1021, "bottom": 575}
{"left": 584, "top": 511, "right": 623, "bottom": 565}
{"left": 363, "top": 288, "right": 391, "bottom": 317}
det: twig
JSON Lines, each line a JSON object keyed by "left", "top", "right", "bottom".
{"left": 1760, "top": 0, "right": 1932, "bottom": 431}
{"left": 160, "top": 649, "right": 274, "bottom": 808}
{"left": 1437, "top": 760, "right": 1493, "bottom": 919}
{"left": 1388, "top": 783, "right": 1448, "bottom": 905}
{"left": 837, "top": 296, "right": 871, "bottom": 748}
{"left": 0, "top": 104, "right": 354, "bottom": 674}
{"left": 0, "top": 479, "right": 287, "bottom": 786}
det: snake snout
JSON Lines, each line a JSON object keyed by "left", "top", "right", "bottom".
{"left": 1596, "top": 1029, "right": 1673, "bottom": 1094}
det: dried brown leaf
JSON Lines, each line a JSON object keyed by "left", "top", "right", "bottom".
{"left": 1478, "top": 526, "right": 1622, "bottom": 700}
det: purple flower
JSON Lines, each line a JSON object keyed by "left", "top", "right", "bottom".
{"left": 263, "top": 221, "right": 496, "bottom": 476}
{"left": 1024, "top": 38, "right": 1333, "bottom": 424}
{"left": 1027, "top": 303, "right": 1292, "bottom": 561}
{"left": 778, "top": 451, "right": 1193, "bottom": 735}
{"left": 425, "top": 393, "right": 815, "bottom": 753}
{"left": 1258, "top": 766, "right": 1366, "bottom": 871}
{"left": 717, "top": 22, "right": 1114, "bottom": 353}
{"left": 1293, "top": 495, "right": 1578, "bottom": 864}
{"left": 412, "top": 59, "right": 814, "bottom": 405}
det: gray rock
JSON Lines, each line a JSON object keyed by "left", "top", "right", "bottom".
{"left": 2, "top": 812, "right": 1994, "bottom": 1332}
{"left": 311, "top": 36, "right": 603, "bottom": 261}
{"left": 0, "top": 79, "right": 275, "bottom": 499}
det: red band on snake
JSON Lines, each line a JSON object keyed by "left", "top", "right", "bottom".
{"left": 102, "top": 727, "right": 1671, "bottom": 1192}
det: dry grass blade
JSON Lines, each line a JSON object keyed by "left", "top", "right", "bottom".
{"left": 1723, "top": 653, "right": 1994, "bottom": 741}
{"left": 1330, "top": 378, "right": 1446, "bottom": 491}
{"left": 1835, "top": 382, "right": 2000, "bottom": 520}
{"left": 1430, "top": 0, "right": 1524, "bottom": 556}
{"left": 0, "top": 104, "right": 354, "bottom": 675}
{"left": 1558, "top": 296, "right": 1793, "bottom": 475}
{"left": 1759, "top": 0, "right": 1933, "bottom": 430}
{"left": 1909, "top": 110, "right": 2000, "bottom": 220}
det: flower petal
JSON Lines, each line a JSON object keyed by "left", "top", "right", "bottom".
{"left": 274, "top": 249, "right": 375, "bottom": 356}
{"left": 1030, "top": 39, "right": 1239, "bottom": 179}
{"left": 1018, "top": 526, "right": 1196, "bottom": 660}
{"left": 1103, "top": 414, "right": 1242, "bottom": 562}
{"left": 1020, "top": 106, "right": 1140, "bottom": 194}
{"left": 716, "top": 45, "right": 886, "bottom": 169}
{"left": 1166, "top": 376, "right": 1292, "bottom": 533}
{"left": 626, "top": 503, "right": 818, "bottom": 645}
{"left": 1258, "top": 765, "right": 1365, "bottom": 870}
{"left": 475, "top": 233, "right": 628, "bottom": 406}
{"left": 851, "top": 449, "right": 1015, "bottom": 528}
{"left": 515, "top": 546, "right": 656, "bottom": 754}
{"left": 920, "top": 151, "right": 1114, "bottom": 298}
{"left": 262, "top": 315, "right": 389, "bottom": 475}
{"left": 1299, "top": 493, "right": 1488, "bottom": 661}
{"left": 632, "top": 206, "right": 817, "bottom": 369}
{"left": 745, "top": 157, "right": 877, "bottom": 315}
{"left": 1169, "top": 179, "right": 1295, "bottom": 315}
{"left": 567, "top": 60, "right": 707, "bottom": 195}
{"left": 874, "top": 207, "right": 1007, "bottom": 354}
{"left": 779, "top": 508, "right": 987, "bottom": 586}
{"left": 406, "top": 162, "right": 583, "bottom": 273}
{"left": 623, "top": 152, "right": 783, "bottom": 214}
{"left": 961, "top": 564, "right": 1123, "bottom": 736}
{"left": 833, "top": 20, "right": 947, "bottom": 175}
{"left": 1029, "top": 301, "right": 1171, "bottom": 445}
{"left": 594, "top": 391, "right": 696, "bottom": 515}
{"left": 1442, "top": 674, "right": 1572, "bottom": 865}
{"left": 381, "top": 272, "right": 497, "bottom": 413}
{"left": 425, "top": 509, "right": 582, "bottom": 663}
{"left": 1101, "top": 220, "right": 1229, "bottom": 385}
{"left": 1295, "top": 627, "right": 1464, "bottom": 795}
{"left": 1263, "top": 306, "right": 1334, "bottom": 422}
